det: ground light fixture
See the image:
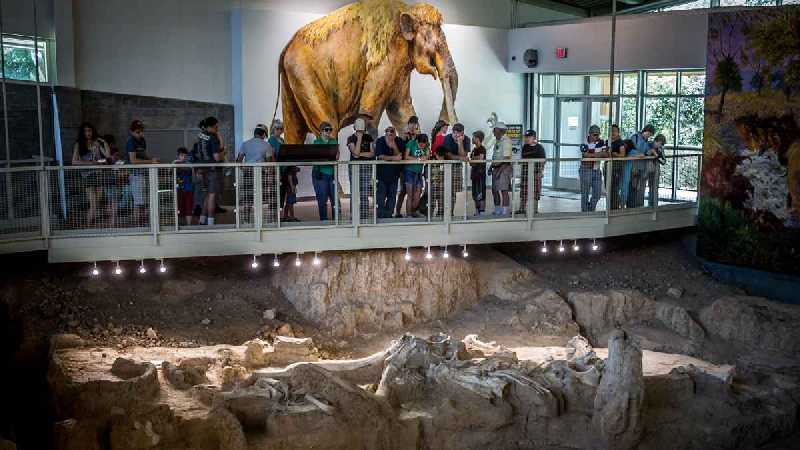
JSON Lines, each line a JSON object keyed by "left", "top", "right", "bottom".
{"left": 462, "top": 245, "right": 469, "bottom": 258}
{"left": 313, "top": 252, "right": 321, "bottom": 266}
{"left": 91, "top": 262, "right": 100, "bottom": 277}
{"left": 442, "top": 247, "right": 450, "bottom": 259}
{"left": 138, "top": 260, "right": 147, "bottom": 274}
{"left": 114, "top": 261, "right": 123, "bottom": 276}
{"left": 558, "top": 241, "right": 566, "bottom": 253}
{"left": 404, "top": 248, "right": 411, "bottom": 261}
{"left": 251, "top": 255, "right": 260, "bottom": 269}
{"left": 572, "top": 240, "right": 580, "bottom": 252}
{"left": 159, "top": 259, "right": 167, "bottom": 273}
{"left": 273, "top": 254, "right": 281, "bottom": 268}
{"left": 540, "top": 241, "right": 548, "bottom": 254}
{"left": 425, "top": 247, "right": 433, "bottom": 260}
{"left": 295, "top": 253, "right": 302, "bottom": 267}
{"left": 592, "top": 239, "right": 599, "bottom": 252}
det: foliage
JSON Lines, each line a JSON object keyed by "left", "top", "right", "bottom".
{"left": 3, "top": 46, "right": 43, "bottom": 82}
{"left": 746, "top": 8, "right": 800, "bottom": 96}
{"left": 714, "top": 55, "right": 743, "bottom": 98}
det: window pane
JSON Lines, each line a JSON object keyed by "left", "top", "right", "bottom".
{"left": 620, "top": 97, "right": 638, "bottom": 139}
{"left": 662, "top": 0, "right": 711, "bottom": 10}
{"left": 680, "top": 71, "right": 705, "bottom": 95}
{"left": 644, "top": 97, "right": 677, "bottom": 145}
{"left": 784, "top": 0, "right": 800, "bottom": 4}
{"left": 677, "top": 97, "right": 704, "bottom": 147}
{"left": 2, "top": 37, "right": 48, "bottom": 82}
{"left": 622, "top": 73, "right": 639, "bottom": 95}
{"left": 646, "top": 72, "right": 677, "bottom": 95}
{"left": 539, "top": 97, "right": 555, "bottom": 141}
{"left": 588, "top": 74, "right": 620, "bottom": 95}
{"left": 540, "top": 75, "right": 555, "bottom": 94}
{"left": 558, "top": 75, "right": 585, "bottom": 95}
{"left": 720, "top": 0, "right": 776, "bottom": 6}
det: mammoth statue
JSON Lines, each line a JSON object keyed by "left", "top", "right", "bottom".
{"left": 277, "top": 0, "right": 459, "bottom": 143}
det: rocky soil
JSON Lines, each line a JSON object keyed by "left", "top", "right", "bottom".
{"left": 1, "top": 230, "right": 799, "bottom": 449}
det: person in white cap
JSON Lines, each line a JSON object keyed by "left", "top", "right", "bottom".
{"left": 490, "top": 122, "right": 513, "bottom": 215}
{"left": 347, "top": 118, "right": 375, "bottom": 216}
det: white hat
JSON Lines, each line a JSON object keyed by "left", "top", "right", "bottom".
{"left": 494, "top": 121, "right": 507, "bottom": 130}
{"left": 354, "top": 118, "right": 367, "bottom": 131}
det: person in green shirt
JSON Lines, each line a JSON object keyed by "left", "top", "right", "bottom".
{"left": 312, "top": 121, "right": 339, "bottom": 221}
{"left": 403, "top": 133, "right": 430, "bottom": 218}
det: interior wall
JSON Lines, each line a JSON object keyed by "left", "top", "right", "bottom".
{"left": 71, "top": 0, "right": 233, "bottom": 105}
{"left": 507, "top": 10, "right": 708, "bottom": 73}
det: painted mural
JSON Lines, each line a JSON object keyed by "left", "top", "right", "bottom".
{"left": 699, "top": 6, "right": 800, "bottom": 274}
{"left": 277, "top": 0, "right": 459, "bottom": 143}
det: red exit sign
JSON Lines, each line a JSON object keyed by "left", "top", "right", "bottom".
{"left": 556, "top": 48, "right": 568, "bottom": 59}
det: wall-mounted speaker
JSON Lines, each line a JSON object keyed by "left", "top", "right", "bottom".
{"left": 523, "top": 49, "right": 538, "bottom": 68}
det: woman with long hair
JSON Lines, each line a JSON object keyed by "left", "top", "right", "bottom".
{"left": 71, "top": 122, "right": 110, "bottom": 227}
{"left": 430, "top": 119, "right": 449, "bottom": 155}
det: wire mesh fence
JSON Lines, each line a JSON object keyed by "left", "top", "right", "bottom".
{"left": 158, "top": 168, "right": 176, "bottom": 231}
{"left": 0, "top": 169, "right": 41, "bottom": 236}
{"left": 262, "top": 166, "right": 280, "bottom": 227}
{"left": 236, "top": 166, "right": 255, "bottom": 228}
{"left": 48, "top": 166, "right": 151, "bottom": 234}
{"left": 353, "top": 164, "right": 374, "bottom": 224}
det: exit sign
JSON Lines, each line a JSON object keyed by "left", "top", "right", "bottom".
{"left": 556, "top": 48, "right": 568, "bottom": 59}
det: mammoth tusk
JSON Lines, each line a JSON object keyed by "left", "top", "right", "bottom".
{"left": 442, "top": 77, "right": 458, "bottom": 124}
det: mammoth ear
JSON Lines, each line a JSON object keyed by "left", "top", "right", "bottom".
{"left": 400, "top": 13, "right": 415, "bottom": 41}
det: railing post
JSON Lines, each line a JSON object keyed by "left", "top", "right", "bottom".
{"left": 527, "top": 161, "right": 535, "bottom": 221}
{"left": 334, "top": 163, "right": 340, "bottom": 225}
{"left": 372, "top": 163, "right": 377, "bottom": 225}
{"left": 671, "top": 154, "right": 678, "bottom": 202}
{"left": 463, "top": 162, "right": 468, "bottom": 221}
{"left": 148, "top": 167, "right": 159, "bottom": 242}
{"left": 38, "top": 170, "right": 49, "bottom": 241}
{"left": 276, "top": 165, "right": 282, "bottom": 229}
{"left": 511, "top": 162, "right": 516, "bottom": 220}
{"left": 427, "top": 164, "right": 432, "bottom": 223}
{"left": 173, "top": 168, "right": 178, "bottom": 231}
{"left": 234, "top": 166, "right": 241, "bottom": 229}
{"left": 351, "top": 164, "right": 360, "bottom": 227}
{"left": 605, "top": 158, "right": 614, "bottom": 218}
{"left": 652, "top": 158, "right": 659, "bottom": 215}
{"left": 444, "top": 162, "right": 452, "bottom": 227}
{"left": 4, "top": 170, "right": 13, "bottom": 221}
{"left": 254, "top": 166, "right": 263, "bottom": 235}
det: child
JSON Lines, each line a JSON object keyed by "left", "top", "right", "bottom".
{"left": 174, "top": 147, "right": 194, "bottom": 226}
{"left": 404, "top": 133, "right": 430, "bottom": 219}
{"left": 281, "top": 165, "right": 300, "bottom": 222}
{"left": 470, "top": 131, "right": 487, "bottom": 216}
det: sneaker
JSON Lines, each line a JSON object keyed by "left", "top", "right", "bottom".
{"left": 413, "top": 212, "right": 426, "bottom": 218}
{"left": 393, "top": 214, "right": 404, "bottom": 219}
{"left": 515, "top": 210, "right": 526, "bottom": 215}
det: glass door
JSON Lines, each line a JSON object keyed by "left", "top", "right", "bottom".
{"left": 589, "top": 99, "right": 617, "bottom": 140}
{"left": 556, "top": 98, "right": 584, "bottom": 191}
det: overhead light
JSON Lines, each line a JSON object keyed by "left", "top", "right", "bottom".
{"left": 313, "top": 252, "right": 321, "bottom": 266}
{"left": 91, "top": 262, "right": 100, "bottom": 277}
{"left": 404, "top": 248, "right": 411, "bottom": 261}
{"left": 572, "top": 240, "right": 580, "bottom": 252}
{"left": 273, "top": 254, "right": 281, "bottom": 267}
{"left": 591, "top": 239, "right": 599, "bottom": 252}
{"left": 442, "top": 247, "right": 449, "bottom": 259}
{"left": 138, "top": 260, "right": 147, "bottom": 274}
{"left": 462, "top": 244, "right": 469, "bottom": 258}
{"left": 251, "top": 255, "right": 259, "bottom": 269}
{"left": 541, "top": 241, "right": 548, "bottom": 254}
{"left": 558, "top": 241, "right": 565, "bottom": 253}
{"left": 159, "top": 259, "right": 167, "bottom": 273}
{"left": 295, "top": 253, "right": 302, "bottom": 267}
{"left": 425, "top": 247, "right": 433, "bottom": 260}
{"left": 114, "top": 261, "right": 123, "bottom": 276}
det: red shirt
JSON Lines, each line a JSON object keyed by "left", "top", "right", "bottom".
{"left": 432, "top": 133, "right": 446, "bottom": 154}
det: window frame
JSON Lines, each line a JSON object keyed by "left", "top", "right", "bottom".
{"left": 1, "top": 33, "right": 51, "bottom": 84}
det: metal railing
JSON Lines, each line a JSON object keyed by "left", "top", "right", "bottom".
{"left": 0, "top": 155, "right": 701, "bottom": 244}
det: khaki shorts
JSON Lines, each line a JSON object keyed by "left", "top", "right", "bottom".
{"left": 492, "top": 164, "right": 512, "bottom": 191}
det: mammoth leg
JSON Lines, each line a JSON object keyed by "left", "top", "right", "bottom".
{"left": 359, "top": 67, "right": 396, "bottom": 136}
{"left": 280, "top": 70, "right": 309, "bottom": 145}
{"left": 283, "top": 61, "right": 339, "bottom": 142}
{"left": 386, "top": 73, "right": 416, "bottom": 132}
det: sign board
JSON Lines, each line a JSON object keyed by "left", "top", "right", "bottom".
{"left": 505, "top": 124, "right": 523, "bottom": 158}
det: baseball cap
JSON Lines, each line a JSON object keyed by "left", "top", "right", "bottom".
{"left": 588, "top": 125, "right": 601, "bottom": 135}
{"left": 524, "top": 129, "right": 536, "bottom": 137}
{"left": 354, "top": 118, "right": 367, "bottom": 131}
{"left": 254, "top": 123, "right": 268, "bottom": 133}
{"left": 494, "top": 122, "right": 507, "bottom": 130}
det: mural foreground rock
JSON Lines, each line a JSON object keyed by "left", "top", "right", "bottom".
{"left": 48, "top": 331, "right": 797, "bottom": 450}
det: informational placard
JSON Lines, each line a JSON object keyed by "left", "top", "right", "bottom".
{"left": 506, "top": 124, "right": 523, "bottom": 158}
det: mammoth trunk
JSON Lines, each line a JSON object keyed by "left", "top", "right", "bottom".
{"left": 438, "top": 50, "right": 458, "bottom": 124}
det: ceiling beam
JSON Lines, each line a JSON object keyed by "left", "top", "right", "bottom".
{"left": 517, "top": 0, "right": 590, "bottom": 18}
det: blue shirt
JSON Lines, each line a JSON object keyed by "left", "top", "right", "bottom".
{"left": 268, "top": 136, "right": 284, "bottom": 159}
{"left": 442, "top": 134, "right": 470, "bottom": 159}
{"left": 125, "top": 135, "right": 148, "bottom": 163}
{"left": 628, "top": 133, "right": 650, "bottom": 156}
{"left": 173, "top": 160, "right": 193, "bottom": 191}
{"left": 375, "top": 136, "right": 404, "bottom": 182}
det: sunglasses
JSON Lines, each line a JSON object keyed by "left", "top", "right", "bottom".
{"left": 322, "top": 128, "right": 333, "bottom": 132}
{"left": 385, "top": 129, "right": 396, "bottom": 133}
